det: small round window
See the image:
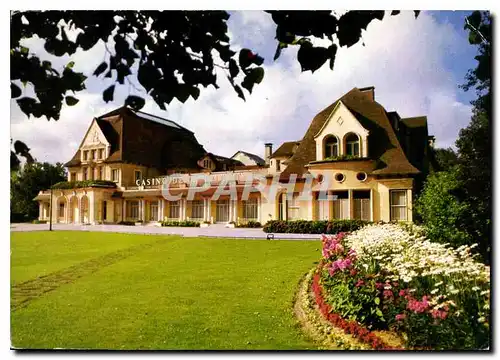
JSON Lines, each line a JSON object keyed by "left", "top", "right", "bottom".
{"left": 334, "top": 173, "right": 345, "bottom": 183}
{"left": 356, "top": 172, "right": 367, "bottom": 182}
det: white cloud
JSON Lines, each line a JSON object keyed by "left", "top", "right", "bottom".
{"left": 11, "top": 10, "right": 473, "bottom": 164}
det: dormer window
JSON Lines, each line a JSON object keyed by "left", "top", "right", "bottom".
{"left": 324, "top": 135, "right": 339, "bottom": 159}
{"left": 92, "top": 149, "right": 97, "bottom": 160}
{"left": 345, "top": 133, "right": 360, "bottom": 157}
{"left": 203, "top": 159, "right": 210, "bottom": 168}
{"left": 98, "top": 148, "right": 104, "bottom": 159}
{"left": 83, "top": 151, "right": 88, "bottom": 161}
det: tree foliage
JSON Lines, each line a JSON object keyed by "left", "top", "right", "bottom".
{"left": 10, "top": 10, "right": 420, "bottom": 120}
{"left": 11, "top": 162, "right": 67, "bottom": 221}
{"left": 417, "top": 11, "right": 491, "bottom": 264}
{"left": 430, "top": 147, "right": 459, "bottom": 172}
{"left": 415, "top": 168, "right": 474, "bottom": 250}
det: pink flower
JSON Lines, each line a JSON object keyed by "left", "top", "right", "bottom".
{"left": 431, "top": 309, "right": 448, "bottom": 320}
{"left": 395, "top": 314, "right": 406, "bottom": 321}
{"left": 350, "top": 269, "right": 358, "bottom": 276}
{"left": 383, "top": 290, "right": 394, "bottom": 299}
{"left": 399, "top": 289, "right": 407, "bottom": 297}
{"left": 355, "top": 280, "right": 364, "bottom": 287}
{"left": 376, "top": 282, "right": 384, "bottom": 289}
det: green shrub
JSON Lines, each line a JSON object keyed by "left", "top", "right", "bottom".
{"left": 263, "top": 219, "right": 371, "bottom": 234}
{"left": 161, "top": 220, "right": 200, "bottom": 227}
{"left": 32, "top": 219, "right": 47, "bottom": 224}
{"left": 51, "top": 180, "right": 117, "bottom": 189}
{"left": 118, "top": 221, "right": 136, "bottom": 226}
{"left": 415, "top": 168, "right": 473, "bottom": 248}
{"left": 236, "top": 220, "right": 261, "bottom": 228}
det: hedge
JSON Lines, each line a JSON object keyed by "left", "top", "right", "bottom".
{"left": 161, "top": 220, "right": 200, "bottom": 227}
{"left": 263, "top": 220, "right": 372, "bottom": 234}
{"left": 117, "top": 221, "right": 136, "bottom": 226}
{"left": 51, "top": 180, "right": 117, "bottom": 189}
{"left": 236, "top": 220, "right": 262, "bottom": 228}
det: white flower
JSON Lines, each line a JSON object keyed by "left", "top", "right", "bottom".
{"left": 431, "top": 288, "right": 439, "bottom": 295}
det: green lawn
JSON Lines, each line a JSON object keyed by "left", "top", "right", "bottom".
{"left": 11, "top": 231, "right": 321, "bottom": 350}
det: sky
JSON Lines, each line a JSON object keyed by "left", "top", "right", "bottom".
{"left": 10, "top": 10, "right": 480, "bottom": 165}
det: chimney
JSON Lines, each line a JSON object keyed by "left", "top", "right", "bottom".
{"left": 264, "top": 143, "right": 273, "bottom": 165}
{"left": 359, "top": 86, "right": 375, "bottom": 101}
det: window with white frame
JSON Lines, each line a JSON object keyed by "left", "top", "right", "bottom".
{"left": 150, "top": 201, "right": 159, "bottom": 221}
{"left": 134, "top": 170, "right": 142, "bottom": 184}
{"left": 58, "top": 202, "right": 65, "bottom": 218}
{"left": 276, "top": 159, "right": 281, "bottom": 171}
{"left": 83, "top": 150, "right": 88, "bottom": 161}
{"left": 353, "top": 190, "right": 371, "bottom": 221}
{"left": 332, "top": 191, "right": 349, "bottom": 220}
{"left": 128, "top": 201, "right": 139, "bottom": 219}
{"left": 390, "top": 190, "right": 407, "bottom": 221}
{"left": 287, "top": 193, "right": 301, "bottom": 220}
{"left": 324, "top": 135, "right": 339, "bottom": 158}
{"left": 242, "top": 198, "right": 258, "bottom": 220}
{"left": 169, "top": 200, "right": 180, "bottom": 219}
{"left": 92, "top": 149, "right": 97, "bottom": 160}
{"left": 98, "top": 148, "right": 104, "bottom": 159}
{"left": 203, "top": 159, "right": 211, "bottom": 169}
{"left": 112, "top": 169, "right": 119, "bottom": 182}
{"left": 345, "top": 133, "right": 360, "bottom": 157}
{"left": 315, "top": 192, "right": 330, "bottom": 220}
{"left": 83, "top": 167, "right": 88, "bottom": 181}
{"left": 191, "top": 200, "right": 204, "bottom": 219}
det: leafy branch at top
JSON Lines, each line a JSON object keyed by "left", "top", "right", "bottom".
{"left": 10, "top": 10, "right": 420, "bottom": 120}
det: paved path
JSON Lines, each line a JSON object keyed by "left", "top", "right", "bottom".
{"left": 10, "top": 223, "right": 321, "bottom": 241}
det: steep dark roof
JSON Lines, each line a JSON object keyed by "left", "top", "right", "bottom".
{"left": 401, "top": 116, "right": 427, "bottom": 128}
{"left": 231, "top": 151, "right": 266, "bottom": 166}
{"left": 271, "top": 141, "right": 301, "bottom": 158}
{"left": 65, "top": 106, "right": 206, "bottom": 170}
{"left": 282, "top": 87, "right": 420, "bottom": 178}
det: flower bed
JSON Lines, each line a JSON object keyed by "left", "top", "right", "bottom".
{"left": 317, "top": 224, "right": 490, "bottom": 350}
{"left": 263, "top": 219, "right": 371, "bottom": 234}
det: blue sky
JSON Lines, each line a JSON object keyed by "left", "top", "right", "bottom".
{"left": 11, "top": 10, "right": 481, "bottom": 164}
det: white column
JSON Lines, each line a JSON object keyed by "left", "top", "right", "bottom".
{"left": 140, "top": 199, "right": 146, "bottom": 222}
{"left": 181, "top": 198, "right": 187, "bottom": 221}
{"left": 233, "top": 199, "right": 238, "bottom": 223}
{"left": 370, "top": 189, "right": 374, "bottom": 221}
{"left": 228, "top": 200, "right": 233, "bottom": 223}
{"left": 39, "top": 203, "right": 43, "bottom": 221}
{"left": 363, "top": 137, "right": 368, "bottom": 157}
{"left": 89, "top": 192, "right": 95, "bottom": 224}
{"left": 159, "top": 199, "right": 163, "bottom": 222}
{"left": 348, "top": 189, "right": 353, "bottom": 220}
{"left": 122, "top": 199, "right": 127, "bottom": 222}
{"left": 203, "top": 198, "right": 207, "bottom": 221}
{"left": 207, "top": 199, "right": 212, "bottom": 223}
{"left": 257, "top": 196, "right": 261, "bottom": 223}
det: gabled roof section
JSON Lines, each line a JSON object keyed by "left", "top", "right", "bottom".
{"left": 65, "top": 106, "right": 205, "bottom": 170}
{"left": 271, "top": 141, "right": 301, "bottom": 158}
{"left": 281, "top": 87, "right": 420, "bottom": 177}
{"left": 231, "top": 151, "right": 266, "bottom": 166}
{"left": 313, "top": 100, "right": 369, "bottom": 139}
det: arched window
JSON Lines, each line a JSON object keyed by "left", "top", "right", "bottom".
{"left": 345, "top": 133, "right": 360, "bottom": 157}
{"left": 324, "top": 135, "right": 339, "bottom": 159}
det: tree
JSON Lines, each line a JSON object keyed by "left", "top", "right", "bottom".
{"left": 415, "top": 168, "right": 473, "bottom": 249}
{"left": 11, "top": 162, "right": 66, "bottom": 221}
{"left": 10, "top": 10, "right": 420, "bottom": 121}
{"left": 431, "top": 147, "right": 459, "bottom": 172}
{"left": 454, "top": 11, "right": 491, "bottom": 263}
